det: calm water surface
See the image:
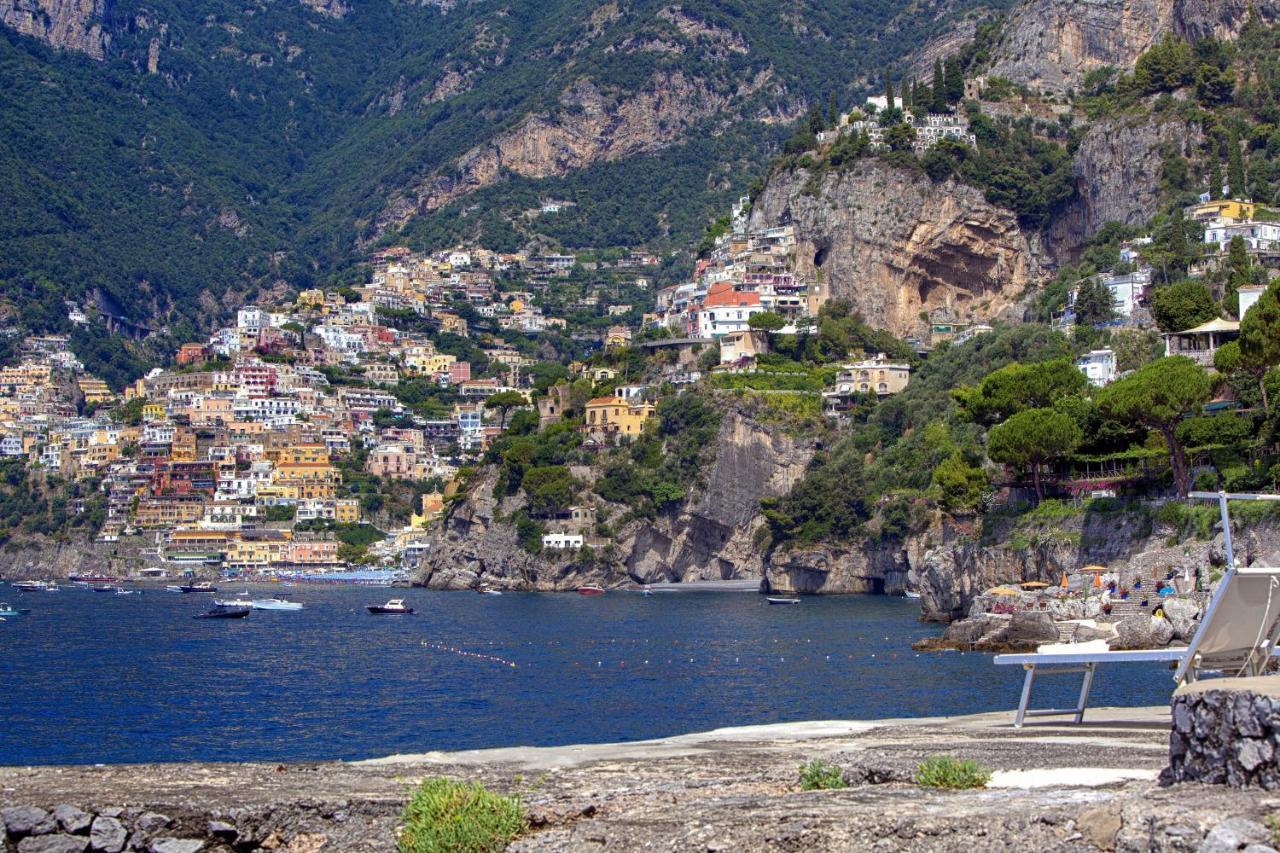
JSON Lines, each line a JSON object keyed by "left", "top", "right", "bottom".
{"left": 0, "top": 585, "right": 1175, "bottom": 764}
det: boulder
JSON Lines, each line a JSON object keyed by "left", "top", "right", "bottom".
{"left": 88, "top": 817, "right": 126, "bottom": 853}
{"left": 4, "top": 807, "right": 51, "bottom": 838}
{"left": 1110, "top": 614, "right": 1174, "bottom": 650}
{"left": 1200, "top": 817, "right": 1271, "bottom": 853}
{"left": 1162, "top": 598, "right": 1200, "bottom": 642}
{"left": 135, "top": 814, "right": 171, "bottom": 834}
{"left": 17, "top": 836, "right": 89, "bottom": 853}
{"left": 52, "top": 807, "right": 92, "bottom": 835}
{"left": 1003, "top": 611, "right": 1059, "bottom": 649}
{"left": 147, "top": 840, "right": 203, "bottom": 853}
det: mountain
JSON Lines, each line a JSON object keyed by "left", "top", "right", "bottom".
{"left": 0, "top": 0, "right": 1013, "bottom": 350}
{"left": 988, "top": 0, "right": 1280, "bottom": 94}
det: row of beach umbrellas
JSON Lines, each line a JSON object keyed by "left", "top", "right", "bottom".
{"left": 988, "top": 565, "right": 1111, "bottom": 597}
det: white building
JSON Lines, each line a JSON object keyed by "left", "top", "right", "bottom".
{"left": 1205, "top": 221, "right": 1280, "bottom": 253}
{"left": 1239, "top": 284, "right": 1266, "bottom": 318}
{"left": 542, "top": 533, "right": 584, "bottom": 550}
{"left": 1076, "top": 349, "right": 1117, "bottom": 387}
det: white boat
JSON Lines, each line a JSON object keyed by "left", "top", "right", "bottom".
{"left": 252, "top": 598, "right": 303, "bottom": 611}
{"left": 904, "top": 591, "right": 922, "bottom": 599}
{"left": 114, "top": 587, "right": 141, "bottom": 596}
{"left": 214, "top": 598, "right": 253, "bottom": 608}
{"left": 367, "top": 598, "right": 414, "bottom": 615}
{"left": 766, "top": 597, "right": 801, "bottom": 605}
{"left": 165, "top": 586, "right": 183, "bottom": 593}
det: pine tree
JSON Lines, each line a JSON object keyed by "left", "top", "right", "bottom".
{"left": 944, "top": 58, "right": 964, "bottom": 104}
{"left": 931, "top": 59, "right": 947, "bottom": 113}
{"left": 1228, "top": 130, "right": 1247, "bottom": 198}
{"left": 827, "top": 92, "right": 838, "bottom": 129}
{"left": 884, "top": 70, "right": 895, "bottom": 110}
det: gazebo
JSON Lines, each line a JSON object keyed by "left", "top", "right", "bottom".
{"left": 1163, "top": 317, "right": 1239, "bottom": 368}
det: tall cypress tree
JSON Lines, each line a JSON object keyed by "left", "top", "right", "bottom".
{"left": 1208, "top": 156, "right": 1223, "bottom": 200}
{"left": 931, "top": 59, "right": 946, "bottom": 113}
{"left": 827, "top": 92, "right": 838, "bottom": 128}
{"left": 1228, "top": 130, "right": 1247, "bottom": 198}
{"left": 884, "top": 70, "right": 895, "bottom": 110}
{"left": 944, "top": 58, "right": 964, "bottom": 103}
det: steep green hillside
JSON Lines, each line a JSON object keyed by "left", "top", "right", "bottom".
{"left": 0, "top": 0, "right": 1013, "bottom": 351}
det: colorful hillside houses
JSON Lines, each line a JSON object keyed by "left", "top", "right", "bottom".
{"left": 582, "top": 396, "right": 656, "bottom": 445}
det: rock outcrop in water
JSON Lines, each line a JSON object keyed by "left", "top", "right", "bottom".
{"left": 416, "top": 409, "right": 813, "bottom": 590}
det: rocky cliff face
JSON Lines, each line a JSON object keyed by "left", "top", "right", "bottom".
{"left": 1047, "top": 114, "right": 1202, "bottom": 257}
{"left": 749, "top": 159, "right": 1043, "bottom": 338}
{"left": 0, "top": 0, "right": 107, "bottom": 57}
{"left": 379, "top": 69, "right": 777, "bottom": 231}
{"left": 415, "top": 410, "right": 813, "bottom": 590}
{"left": 990, "top": 0, "right": 1280, "bottom": 94}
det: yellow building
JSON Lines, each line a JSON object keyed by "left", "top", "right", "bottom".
{"left": 272, "top": 462, "right": 340, "bottom": 500}
{"left": 410, "top": 492, "right": 445, "bottom": 528}
{"left": 1186, "top": 199, "right": 1259, "bottom": 224}
{"left": 297, "top": 289, "right": 326, "bottom": 309}
{"left": 582, "top": 396, "right": 656, "bottom": 443}
{"left": 142, "top": 403, "right": 167, "bottom": 422}
{"left": 404, "top": 351, "right": 456, "bottom": 375}
{"left": 334, "top": 498, "right": 360, "bottom": 524}
{"left": 170, "top": 429, "right": 197, "bottom": 463}
{"left": 78, "top": 377, "right": 114, "bottom": 404}
{"left": 277, "top": 444, "right": 330, "bottom": 466}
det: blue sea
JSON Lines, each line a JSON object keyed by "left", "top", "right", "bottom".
{"left": 0, "top": 585, "right": 1176, "bottom": 765}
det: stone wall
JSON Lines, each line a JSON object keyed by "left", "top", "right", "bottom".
{"left": 1168, "top": 681, "right": 1280, "bottom": 789}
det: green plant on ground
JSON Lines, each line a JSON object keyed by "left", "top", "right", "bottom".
{"left": 398, "top": 777, "right": 526, "bottom": 853}
{"left": 914, "top": 755, "right": 992, "bottom": 789}
{"left": 798, "top": 759, "right": 847, "bottom": 791}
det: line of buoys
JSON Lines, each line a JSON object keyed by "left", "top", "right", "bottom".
{"left": 421, "top": 641, "right": 517, "bottom": 668}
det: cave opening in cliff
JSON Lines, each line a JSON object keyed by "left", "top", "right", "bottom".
{"left": 813, "top": 244, "right": 829, "bottom": 267}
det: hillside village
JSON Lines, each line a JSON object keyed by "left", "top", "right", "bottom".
{"left": 5, "top": 17, "right": 1280, "bottom": 590}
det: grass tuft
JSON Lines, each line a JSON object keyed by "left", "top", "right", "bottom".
{"left": 914, "top": 755, "right": 992, "bottom": 789}
{"left": 798, "top": 759, "right": 847, "bottom": 791}
{"left": 398, "top": 777, "right": 526, "bottom": 853}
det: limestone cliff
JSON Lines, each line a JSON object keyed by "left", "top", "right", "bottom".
{"left": 379, "top": 69, "right": 776, "bottom": 232}
{"left": 749, "top": 159, "right": 1043, "bottom": 338}
{"left": 0, "top": 0, "right": 107, "bottom": 57}
{"left": 1047, "top": 113, "right": 1202, "bottom": 257}
{"left": 989, "top": 0, "right": 1280, "bottom": 94}
{"left": 415, "top": 410, "right": 813, "bottom": 590}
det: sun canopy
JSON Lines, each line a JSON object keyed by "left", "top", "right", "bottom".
{"left": 987, "top": 587, "right": 1021, "bottom": 597}
{"left": 1175, "top": 566, "right": 1280, "bottom": 681}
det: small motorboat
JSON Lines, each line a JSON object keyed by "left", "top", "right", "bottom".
{"left": 252, "top": 598, "right": 303, "bottom": 611}
{"left": 214, "top": 598, "right": 253, "bottom": 608}
{"left": 0, "top": 603, "right": 31, "bottom": 616}
{"left": 766, "top": 597, "right": 801, "bottom": 605}
{"left": 367, "top": 598, "right": 414, "bottom": 615}
{"left": 165, "top": 585, "right": 183, "bottom": 593}
{"left": 43, "top": 585, "right": 60, "bottom": 592}
{"left": 114, "top": 587, "right": 141, "bottom": 596}
{"left": 476, "top": 586, "right": 502, "bottom": 596}
{"left": 904, "top": 590, "right": 922, "bottom": 599}
{"left": 13, "top": 580, "right": 49, "bottom": 592}
{"left": 93, "top": 585, "right": 115, "bottom": 593}
{"left": 577, "top": 586, "right": 605, "bottom": 596}
{"left": 195, "top": 604, "right": 251, "bottom": 620}
{"left": 179, "top": 583, "right": 218, "bottom": 594}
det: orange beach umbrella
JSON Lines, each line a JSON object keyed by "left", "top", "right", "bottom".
{"left": 1060, "top": 572, "right": 1069, "bottom": 589}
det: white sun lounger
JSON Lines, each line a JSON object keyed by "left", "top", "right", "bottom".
{"left": 994, "top": 491, "right": 1280, "bottom": 727}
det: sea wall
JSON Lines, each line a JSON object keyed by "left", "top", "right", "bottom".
{"left": 1168, "top": 681, "right": 1280, "bottom": 790}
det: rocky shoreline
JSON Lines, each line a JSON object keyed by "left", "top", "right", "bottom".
{"left": 5, "top": 707, "right": 1280, "bottom": 852}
